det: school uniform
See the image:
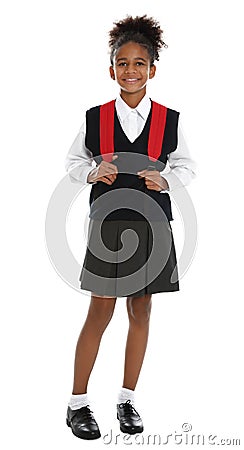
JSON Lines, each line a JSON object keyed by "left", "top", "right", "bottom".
{"left": 64, "top": 94, "right": 196, "bottom": 298}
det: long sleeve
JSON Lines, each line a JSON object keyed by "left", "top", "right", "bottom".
{"left": 159, "top": 117, "right": 197, "bottom": 192}
{"left": 64, "top": 119, "right": 98, "bottom": 185}
{"left": 64, "top": 108, "right": 196, "bottom": 190}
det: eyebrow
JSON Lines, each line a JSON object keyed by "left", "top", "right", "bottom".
{"left": 116, "top": 57, "right": 147, "bottom": 62}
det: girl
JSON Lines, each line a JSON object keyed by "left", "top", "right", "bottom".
{"left": 64, "top": 15, "right": 196, "bottom": 440}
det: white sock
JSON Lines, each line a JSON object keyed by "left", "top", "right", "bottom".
{"left": 118, "top": 387, "right": 135, "bottom": 406}
{"left": 68, "top": 393, "right": 90, "bottom": 410}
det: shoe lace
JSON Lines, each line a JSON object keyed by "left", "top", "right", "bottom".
{"left": 119, "top": 399, "right": 139, "bottom": 416}
{"left": 77, "top": 404, "right": 94, "bottom": 420}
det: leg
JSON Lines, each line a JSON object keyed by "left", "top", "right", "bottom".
{"left": 72, "top": 295, "right": 117, "bottom": 394}
{"left": 122, "top": 294, "right": 152, "bottom": 390}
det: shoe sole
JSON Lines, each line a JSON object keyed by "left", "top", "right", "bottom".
{"left": 66, "top": 418, "right": 101, "bottom": 440}
{"left": 117, "top": 413, "right": 144, "bottom": 435}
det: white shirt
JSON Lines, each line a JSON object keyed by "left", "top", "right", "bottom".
{"left": 64, "top": 94, "right": 196, "bottom": 192}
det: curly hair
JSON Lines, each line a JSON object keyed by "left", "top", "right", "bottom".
{"left": 108, "top": 14, "right": 168, "bottom": 66}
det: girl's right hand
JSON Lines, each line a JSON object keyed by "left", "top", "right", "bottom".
{"left": 87, "top": 155, "right": 119, "bottom": 185}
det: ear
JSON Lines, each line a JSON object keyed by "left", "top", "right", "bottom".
{"left": 109, "top": 66, "right": 115, "bottom": 80}
{"left": 149, "top": 64, "right": 156, "bottom": 79}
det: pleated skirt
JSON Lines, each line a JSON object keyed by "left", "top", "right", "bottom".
{"left": 79, "top": 218, "right": 179, "bottom": 298}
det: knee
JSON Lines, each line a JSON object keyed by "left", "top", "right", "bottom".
{"left": 88, "top": 298, "right": 116, "bottom": 327}
{"left": 127, "top": 296, "right": 152, "bottom": 326}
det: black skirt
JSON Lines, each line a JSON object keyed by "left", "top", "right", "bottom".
{"left": 79, "top": 218, "right": 179, "bottom": 298}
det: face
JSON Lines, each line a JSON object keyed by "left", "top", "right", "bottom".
{"left": 109, "top": 41, "right": 156, "bottom": 99}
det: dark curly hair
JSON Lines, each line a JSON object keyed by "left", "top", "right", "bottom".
{"left": 109, "top": 14, "right": 168, "bottom": 66}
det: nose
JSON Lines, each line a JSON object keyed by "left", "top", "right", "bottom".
{"left": 124, "top": 64, "right": 137, "bottom": 73}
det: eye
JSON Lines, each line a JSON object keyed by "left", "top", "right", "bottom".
{"left": 136, "top": 62, "right": 145, "bottom": 66}
{"left": 117, "top": 62, "right": 127, "bottom": 66}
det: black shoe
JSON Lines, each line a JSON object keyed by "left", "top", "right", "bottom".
{"left": 117, "top": 399, "right": 144, "bottom": 434}
{"left": 66, "top": 405, "right": 101, "bottom": 440}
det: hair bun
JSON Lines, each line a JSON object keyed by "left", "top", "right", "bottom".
{"left": 109, "top": 14, "right": 167, "bottom": 64}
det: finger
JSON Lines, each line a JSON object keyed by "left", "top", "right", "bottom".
{"left": 99, "top": 176, "right": 113, "bottom": 185}
{"left": 145, "top": 173, "right": 158, "bottom": 181}
{"left": 101, "top": 158, "right": 118, "bottom": 170}
{"left": 99, "top": 167, "right": 118, "bottom": 178}
{"left": 147, "top": 170, "right": 158, "bottom": 176}
{"left": 145, "top": 177, "right": 158, "bottom": 184}
{"left": 102, "top": 171, "right": 118, "bottom": 181}
{"left": 105, "top": 174, "right": 116, "bottom": 182}
{"left": 104, "top": 172, "right": 117, "bottom": 181}
{"left": 141, "top": 169, "right": 159, "bottom": 177}
{"left": 106, "top": 164, "right": 118, "bottom": 174}
{"left": 107, "top": 156, "right": 119, "bottom": 172}
{"left": 138, "top": 169, "right": 155, "bottom": 177}
{"left": 146, "top": 181, "right": 161, "bottom": 190}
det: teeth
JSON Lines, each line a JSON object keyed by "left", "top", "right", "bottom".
{"left": 125, "top": 79, "right": 138, "bottom": 81}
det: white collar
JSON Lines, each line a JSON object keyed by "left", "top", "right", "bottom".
{"left": 115, "top": 94, "right": 151, "bottom": 122}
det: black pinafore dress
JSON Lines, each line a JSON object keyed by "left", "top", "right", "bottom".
{"left": 79, "top": 100, "right": 180, "bottom": 297}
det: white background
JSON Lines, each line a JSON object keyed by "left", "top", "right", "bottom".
{"left": 1, "top": 0, "right": 243, "bottom": 448}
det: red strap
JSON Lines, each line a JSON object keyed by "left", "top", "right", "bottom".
{"left": 100, "top": 100, "right": 115, "bottom": 162}
{"left": 99, "top": 99, "right": 167, "bottom": 163}
{"left": 148, "top": 101, "right": 167, "bottom": 162}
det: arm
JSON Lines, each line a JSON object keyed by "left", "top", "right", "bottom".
{"left": 64, "top": 118, "right": 98, "bottom": 185}
{"left": 159, "top": 116, "right": 197, "bottom": 192}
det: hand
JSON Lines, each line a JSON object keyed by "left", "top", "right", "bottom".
{"left": 137, "top": 169, "right": 169, "bottom": 191}
{"left": 87, "top": 155, "right": 118, "bottom": 185}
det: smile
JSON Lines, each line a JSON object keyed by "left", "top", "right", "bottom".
{"left": 123, "top": 78, "right": 140, "bottom": 83}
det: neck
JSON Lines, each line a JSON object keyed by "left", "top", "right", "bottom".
{"left": 120, "top": 89, "right": 146, "bottom": 108}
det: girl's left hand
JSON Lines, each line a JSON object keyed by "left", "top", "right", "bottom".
{"left": 137, "top": 169, "right": 169, "bottom": 191}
